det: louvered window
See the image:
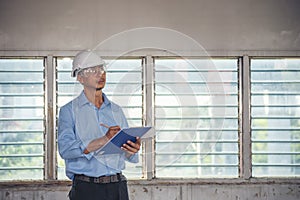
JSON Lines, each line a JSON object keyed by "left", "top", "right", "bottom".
{"left": 154, "top": 58, "right": 239, "bottom": 177}
{"left": 0, "top": 58, "right": 44, "bottom": 180}
{"left": 251, "top": 58, "right": 300, "bottom": 176}
{"left": 56, "top": 57, "right": 144, "bottom": 179}
{"left": 2, "top": 55, "right": 299, "bottom": 181}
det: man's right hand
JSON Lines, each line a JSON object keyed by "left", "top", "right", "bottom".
{"left": 83, "top": 125, "right": 121, "bottom": 154}
{"left": 105, "top": 126, "right": 121, "bottom": 139}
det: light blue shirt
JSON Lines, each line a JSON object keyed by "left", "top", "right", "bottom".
{"left": 58, "top": 91, "right": 138, "bottom": 180}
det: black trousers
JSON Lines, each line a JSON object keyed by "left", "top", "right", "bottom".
{"left": 69, "top": 178, "right": 129, "bottom": 200}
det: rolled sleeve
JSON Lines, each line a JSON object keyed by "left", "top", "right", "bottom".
{"left": 126, "top": 153, "right": 139, "bottom": 163}
{"left": 80, "top": 143, "right": 94, "bottom": 160}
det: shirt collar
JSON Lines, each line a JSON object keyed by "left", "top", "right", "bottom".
{"left": 78, "top": 90, "right": 111, "bottom": 108}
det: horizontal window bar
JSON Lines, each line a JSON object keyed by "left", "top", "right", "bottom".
{"left": 0, "top": 132, "right": 44, "bottom": 135}
{"left": 252, "top": 116, "right": 300, "bottom": 119}
{"left": 57, "top": 94, "right": 142, "bottom": 98}
{"left": 110, "top": 106, "right": 141, "bottom": 109}
{"left": 251, "top": 93, "right": 300, "bottom": 96}
{"left": 0, "top": 167, "right": 43, "bottom": 170}
{"left": 252, "top": 105, "right": 300, "bottom": 107}
{"left": 252, "top": 128, "right": 300, "bottom": 131}
{"left": 0, "top": 118, "right": 43, "bottom": 121}
{"left": 0, "top": 105, "right": 44, "bottom": 109}
{"left": 252, "top": 140, "right": 300, "bottom": 143}
{"left": 156, "top": 81, "right": 237, "bottom": 84}
{"left": 155, "top": 69, "right": 237, "bottom": 72}
{"left": 155, "top": 93, "right": 238, "bottom": 97}
{"left": 0, "top": 154, "right": 43, "bottom": 158}
{"left": 155, "top": 93, "right": 238, "bottom": 96}
{"left": 56, "top": 94, "right": 84, "bottom": 97}
{"left": 107, "top": 71, "right": 141, "bottom": 73}
{"left": 156, "top": 164, "right": 238, "bottom": 167}
{"left": 122, "top": 118, "right": 141, "bottom": 121}
{"left": 252, "top": 69, "right": 300, "bottom": 72}
{"left": 0, "top": 81, "right": 43, "bottom": 84}
{"left": 0, "top": 142, "right": 43, "bottom": 145}
{"left": 157, "top": 140, "right": 237, "bottom": 143}
{"left": 156, "top": 105, "right": 237, "bottom": 108}
{"left": 252, "top": 164, "right": 300, "bottom": 167}
{"left": 58, "top": 81, "right": 141, "bottom": 85}
{"left": 156, "top": 117, "right": 238, "bottom": 120}
{"left": 92, "top": 106, "right": 141, "bottom": 110}
{"left": 0, "top": 93, "right": 44, "bottom": 97}
{"left": 156, "top": 152, "right": 238, "bottom": 155}
{"left": 157, "top": 128, "right": 238, "bottom": 131}
{"left": 251, "top": 81, "right": 300, "bottom": 84}
{"left": 57, "top": 69, "right": 141, "bottom": 73}
{"left": 253, "top": 152, "right": 300, "bottom": 155}
{"left": 0, "top": 130, "right": 42, "bottom": 133}
{"left": 0, "top": 70, "right": 43, "bottom": 72}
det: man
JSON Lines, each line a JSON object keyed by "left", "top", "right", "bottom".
{"left": 58, "top": 50, "right": 141, "bottom": 200}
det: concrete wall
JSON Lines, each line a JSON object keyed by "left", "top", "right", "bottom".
{"left": 1, "top": 180, "right": 300, "bottom": 200}
{"left": 0, "top": 0, "right": 300, "bottom": 53}
{"left": 0, "top": 0, "right": 300, "bottom": 199}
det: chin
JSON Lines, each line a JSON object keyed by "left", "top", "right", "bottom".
{"left": 96, "top": 85, "right": 105, "bottom": 90}
{"left": 99, "top": 84, "right": 105, "bottom": 88}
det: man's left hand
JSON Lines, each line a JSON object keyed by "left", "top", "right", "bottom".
{"left": 121, "top": 137, "right": 141, "bottom": 156}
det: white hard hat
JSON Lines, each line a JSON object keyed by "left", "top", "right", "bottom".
{"left": 71, "top": 50, "right": 106, "bottom": 77}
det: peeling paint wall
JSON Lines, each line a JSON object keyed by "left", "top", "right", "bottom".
{"left": 127, "top": 183, "right": 300, "bottom": 200}
{"left": 0, "top": 182, "right": 299, "bottom": 200}
{"left": 0, "top": 0, "right": 300, "bottom": 52}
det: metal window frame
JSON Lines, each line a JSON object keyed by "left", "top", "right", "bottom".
{"left": 239, "top": 55, "right": 252, "bottom": 179}
{"left": 0, "top": 56, "right": 46, "bottom": 180}
{"left": 44, "top": 55, "right": 57, "bottom": 180}
{"left": 142, "top": 56, "right": 155, "bottom": 179}
{"left": 250, "top": 56, "right": 300, "bottom": 177}
{"left": 1, "top": 50, "right": 300, "bottom": 182}
{"left": 152, "top": 56, "right": 240, "bottom": 178}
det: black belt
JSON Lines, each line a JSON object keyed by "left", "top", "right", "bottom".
{"left": 74, "top": 173, "right": 126, "bottom": 184}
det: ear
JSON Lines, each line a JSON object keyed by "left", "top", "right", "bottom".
{"left": 77, "top": 75, "right": 84, "bottom": 84}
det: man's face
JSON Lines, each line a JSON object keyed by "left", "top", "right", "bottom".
{"left": 77, "top": 65, "right": 106, "bottom": 90}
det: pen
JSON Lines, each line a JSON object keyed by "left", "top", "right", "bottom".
{"left": 100, "top": 123, "right": 110, "bottom": 129}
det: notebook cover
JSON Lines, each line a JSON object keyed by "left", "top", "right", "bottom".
{"left": 96, "top": 127, "right": 152, "bottom": 155}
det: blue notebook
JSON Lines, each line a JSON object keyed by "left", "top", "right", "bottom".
{"left": 96, "top": 127, "right": 152, "bottom": 155}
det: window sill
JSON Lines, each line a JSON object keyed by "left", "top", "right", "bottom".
{"left": 0, "top": 178, "right": 299, "bottom": 189}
